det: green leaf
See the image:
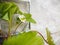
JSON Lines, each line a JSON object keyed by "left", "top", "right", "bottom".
{"left": 0, "top": 2, "right": 19, "bottom": 20}
{"left": 3, "top": 31, "right": 44, "bottom": 45}
{"left": 23, "top": 13, "right": 31, "bottom": 18}
{"left": 8, "top": 5, "right": 17, "bottom": 20}
{"left": 26, "top": 18, "right": 36, "bottom": 23}
{"left": 0, "top": 3, "right": 5, "bottom": 18}
{"left": 17, "top": 8, "right": 23, "bottom": 15}
{"left": 0, "top": 2, "right": 18, "bottom": 21}
{"left": 2, "top": 2, "right": 13, "bottom": 13}
{"left": 46, "top": 28, "right": 55, "bottom": 45}
{"left": 0, "top": 3, "right": 4, "bottom": 12}
{"left": 0, "top": 2, "right": 13, "bottom": 18}
{"left": 2, "top": 13, "right": 9, "bottom": 20}
{"left": 23, "top": 13, "right": 36, "bottom": 23}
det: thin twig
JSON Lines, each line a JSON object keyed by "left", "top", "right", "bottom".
{"left": 21, "top": 23, "right": 28, "bottom": 31}
{"left": 31, "top": 30, "right": 48, "bottom": 44}
{"left": 13, "top": 22, "right": 22, "bottom": 34}
{"left": 37, "top": 31, "right": 48, "bottom": 44}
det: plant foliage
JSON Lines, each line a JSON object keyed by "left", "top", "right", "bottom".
{"left": 3, "top": 31, "right": 44, "bottom": 45}
{"left": 46, "top": 28, "right": 55, "bottom": 45}
{"left": 0, "top": 1, "right": 55, "bottom": 45}
{"left": 0, "top": 2, "right": 36, "bottom": 36}
{"left": 0, "top": 2, "right": 36, "bottom": 23}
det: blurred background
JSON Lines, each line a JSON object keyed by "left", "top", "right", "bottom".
{"left": 30, "top": 0, "right": 60, "bottom": 45}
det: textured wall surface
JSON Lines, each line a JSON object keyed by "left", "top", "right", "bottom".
{"left": 30, "top": 0, "right": 60, "bottom": 45}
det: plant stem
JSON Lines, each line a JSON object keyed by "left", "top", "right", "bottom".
{"left": 37, "top": 31, "right": 48, "bottom": 44}
{"left": 8, "top": 15, "right": 12, "bottom": 37}
{"left": 8, "top": 21, "right": 11, "bottom": 37}
{"left": 13, "top": 22, "right": 22, "bottom": 34}
{"left": 32, "top": 31, "right": 48, "bottom": 44}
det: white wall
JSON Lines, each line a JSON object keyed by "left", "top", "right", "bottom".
{"left": 30, "top": 0, "right": 60, "bottom": 45}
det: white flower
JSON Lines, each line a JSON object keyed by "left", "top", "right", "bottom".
{"left": 19, "top": 15, "right": 26, "bottom": 22}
